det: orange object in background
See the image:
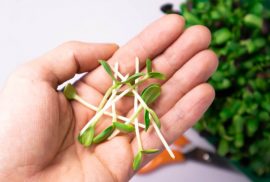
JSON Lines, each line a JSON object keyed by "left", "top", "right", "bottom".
{"left": 139, "top": 135, "right": 237, "bottom": 174}
{"left": 139, "top": 136, "right": 189, "bottom": 174}
{"left": 173, "top": 135, "right": 189, "bottom": 147}
{"left": 139, "top": 150, "right": 185, "bottom": 174}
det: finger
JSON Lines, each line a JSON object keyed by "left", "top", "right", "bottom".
{"left": 16, "top": 41, "right": 118, "bottom": 88}
{"left": 130, "top": 83, "right": 215, "bottom": 172}
{"left": 152, "top": 49, "right": 218, "bottom": 116}
{"left": 117, "top": 48, "right": 217, "bottom": 117}
{"left": 121, "top": 49, "right": 217, "bottom": 142}
{"left": 115, "top": 26, "right": 213, "bottom": 114}
{"left": 81, "top": 15, "right": 185, "bottom": 93}
{"left": 73, "top": 41, "right": 216, "bottom": 141}
{"left": 139, "top": 25, "right": 212, "bottom": 89}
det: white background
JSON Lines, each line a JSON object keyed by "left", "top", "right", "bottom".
{"left": 0, "top": 0, "right": 250, "bottom": 181}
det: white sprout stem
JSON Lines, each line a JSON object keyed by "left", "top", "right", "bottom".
{"left": 151, "top": 116, "right": 175, "bottom": 159}
{"left": 80, "top": 75, "right": 126, "bottom": 134}
{"left": 109, "top": 62, "right": 146, "bottom": 139}
{"left": 108, "top": 59, "right": 145, "bottom": 140}
{"left": 132, "top": 91, "right": 149, "bottom": 109}
{"left": 115, "top": 67, "right": 175, "bottom": 159}
{"left": 74, "top": 95, "right": 145, "bottom": 128}
{"left": 74, "top": 95, "right": 97, "bottom": 111}
{"left": 134, "top": 57, "right": 143, "bottom": 150}
{"left": 112, "top": 63, "right": 118, "bottom": 122}
{"left": 133, "top": 92, "right": 175, "bottom": 159}
{"left": 80, "top": 75, "right": 141, "bottom": 135}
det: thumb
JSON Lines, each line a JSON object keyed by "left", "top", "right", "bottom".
{"left": 16, "top": 41, "right": 119, "bottom": 88}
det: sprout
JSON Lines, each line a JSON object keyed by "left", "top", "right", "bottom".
{"left": 63, "top": 58, "right": 175, "bottom": 170}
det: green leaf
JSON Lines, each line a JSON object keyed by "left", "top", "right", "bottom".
{"left": 121, "top": 73, "right": 145, "bottom": 84}
{"left": 93, "top": 125, "right": 115, "bottom": 144}
{"left": 213, "top": 28, "right": 232, "bottom": 45}
{"left": 261, "top": 100, "right": 270, "bottom": 112}
{"left": 141, "top": 84, "right": 161, "bottom": 105}
{"left": 149, "top": 110, "right": 161, "bottom": 129}
{"left": 144, "top": 110, "right": 150, "bottom": 131}
{"left": 148, "top": 72, "right": 166, "bottom": 80}
{"left": 63, "top": 83, "right": 77, "bottom": 100}
{"left": 132, "top": 151, "right": 143, "bottom": 170}
{"left": 251, "top": 2, "right": 263, "bottom": 15}
{"left": 247, "top": 119, "right": 259, "bottom": 137}
{"left": 141, "top": 149, "right": 159, "bottom": 154}
{"left": 78, "top": 126, "right": 95, "bottom": 147}
{"left": 113, "top": 121, "right": 135, "bottom": 133}
{"left": 146, "top": 58, "right": 152, "bottom": 73}
{"left": 233, "top": 115, "right": 244, "bottom": 133}
{"left": 217, "top": 138, "right": 229, "bottom": 156}
{"left": 99, "top": 60, "right": 117, "bottom": 81}
{"left": 234, "top": 133, "right": 244, "bottom": 148}
{"left": 259, "top": 111, "right": 270, "bottom": 121}
{"left": 183, "top": 11, "right": 202, "bottom": 25}
{"left": 244, "top": 14, "right": 263, "bottom": 29}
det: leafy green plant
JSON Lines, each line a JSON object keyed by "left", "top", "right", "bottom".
{"left": 163, "top": 0, "right": 270, "bottom": 177}
{"left": 64, "top": 58, "right": 173, "bottom": 170}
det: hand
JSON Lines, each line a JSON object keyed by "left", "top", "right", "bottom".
{"left": 0, "top": 15, "right": 218, "bottom": 182}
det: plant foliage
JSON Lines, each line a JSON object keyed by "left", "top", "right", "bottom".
{"left": 163, "top": 0, "right": 270, "bottom": 177}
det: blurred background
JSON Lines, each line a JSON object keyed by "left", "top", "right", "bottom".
{"left": 1, "top": 0, "right": 269, "bottom": 181}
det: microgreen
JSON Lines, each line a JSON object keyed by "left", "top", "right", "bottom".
{"left": 146, "top": 58, "right": 152, "bottom": 73}
{"left": 148, "top": 72, "right": 166, "bottom": 80}
{"left": 63, "top": 83, "right": 77, "bottom": 100}
{"left": 99, "top": 60, "right": 118, "bottom": 82}
{"left": 98, "top": 85, "right": 115, "bottom": 110}
{"left": 133, "top": 57, "right": 144, "bottom": 154}
{"left": 113, "top": 121, "right": 135, "bottom": 133}
{"left": 121, "top": 73, "right": 145, "bottom": 84}
{"left": 141, "top": 149, "right": 160, "bottom": 154}
{"left": 78, "top": 126, "right": 95, "bottom": 147}
{"left": 141, "top": 83, "right": 161, "bottom": 105}
{"left": 133, "top": 151, "right": 143, "bottom": 170}
{"left": 64, "top": 58, "right": 175, "bottom": 170}
{"left": 149, "top": 109, "right": 161, "bottom": 129}
{"left": 145, "top": 58, "right": 166, "bottom": 80}
{"left": 144, "top": 110, "right": 150, "bottom": 131}
{"left": 93, "top": 125, "right": 115, "bottom": 144}
{"left": 63, "top": 83, "right": 145, "bottom": 129}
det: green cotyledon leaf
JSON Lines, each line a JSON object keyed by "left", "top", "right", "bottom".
{"left": 78, "top": 126, "right": 95, "bottom": 147}
{"left": 141, "top": 149, "right": 159, "bottom": 154}
{"left": 132, "top": 151, "right": 143, "bottom": 170}
{"left": 93, "top": 125, "right": 115, "bottom": 144}
{"left": 63, "top": 83, "right": 77, "bottom": 100}
{"left": 99, "top": 60, "right": 117, "bottom": 81}
{"left": 113, "top": 121, "right": 135, "bottom": 133}
{"left": 144, "top": 109, "right": 150, "bottom": 131}
{"left": 121, "top": 73, "right": 145, "bottom": 84}
{"left": 148, "top": 72, "right": 166, "bottom": 80}
{"left": 146, "top": 58, "right": 152, "bottom": 73}
{"left": 149, "top": 109, "right": 161, "bottom": 129}
{"left": 141, "top": 84, "right": 161, "bottom": 105}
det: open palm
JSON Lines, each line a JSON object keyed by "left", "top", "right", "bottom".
{"left": 0, "top": 15, "right": 218, "bottom": 182}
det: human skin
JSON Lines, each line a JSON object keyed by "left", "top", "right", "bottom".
{"left": 0, "top": 15, "right": 218, "bottom": 182}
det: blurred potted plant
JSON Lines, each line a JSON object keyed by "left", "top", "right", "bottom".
{"left": 162, "top": 0, "right": 270, "bottom": 181}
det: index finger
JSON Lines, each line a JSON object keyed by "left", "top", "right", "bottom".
{"left": 81, "top": 15, "right": 185, "bottom": 93}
